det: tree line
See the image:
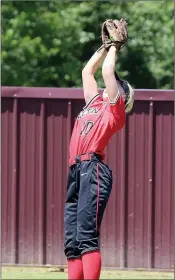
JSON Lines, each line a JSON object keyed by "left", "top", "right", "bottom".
{"left": 2, "top": 1, "right": 173, "bottom": 89}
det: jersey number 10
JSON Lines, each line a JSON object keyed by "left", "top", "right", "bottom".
{"left": 80, "top": 121, "right": 94, "bottom": 135}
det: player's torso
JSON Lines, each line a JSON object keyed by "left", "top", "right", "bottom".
{"left": 69, "top": 95, "right": 122, "bottom": 160}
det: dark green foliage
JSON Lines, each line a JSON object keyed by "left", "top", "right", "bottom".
{"left": 2, "top": 1, "right": 173, "bottom": 89}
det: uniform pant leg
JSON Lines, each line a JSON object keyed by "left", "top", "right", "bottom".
{"left": 64, "top": 165, "right": 81, "bottom": 259}
{"left": 77, "top": 161, "right": 112, "bottom": 255}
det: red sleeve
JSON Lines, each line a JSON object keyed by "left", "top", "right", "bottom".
{"left": 108, "top": 96, "right": 126, "bottom": 130}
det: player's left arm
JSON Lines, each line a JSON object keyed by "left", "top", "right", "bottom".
{"left": 102, "top": 45, "right": 127, "bottom": 130}
{"left": 102, "top": 46, "right": 125, "bottom": 104}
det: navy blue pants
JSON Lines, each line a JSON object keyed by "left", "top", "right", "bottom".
{"left": 64, "top": 154, "right": 112, "bottom": 259}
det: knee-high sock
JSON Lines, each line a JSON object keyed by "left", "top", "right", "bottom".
{"left": 82, "top": 250, "right": 101, "bottom": 280}
{"left": 68, "top": 258, "right": 84, "bottom": 280}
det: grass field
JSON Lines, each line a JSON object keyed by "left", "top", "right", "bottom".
{"left": 2, "top": 266, "right": 174, "bottom": 279}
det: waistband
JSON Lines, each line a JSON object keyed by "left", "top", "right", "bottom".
{"left": 69, "top": 153, "right": 102, "bottom": 166}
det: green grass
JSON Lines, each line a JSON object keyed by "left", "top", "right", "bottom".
{"left": 2, "top": 266, "right": 174, "bottom": 279}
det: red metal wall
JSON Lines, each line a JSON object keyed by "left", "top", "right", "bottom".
{"left": 1, "top": 87, "right": 174, "bottom": 269}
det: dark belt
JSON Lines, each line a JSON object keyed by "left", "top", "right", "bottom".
{"left": 69, "top": 153, "right": 102, "bottom": 166}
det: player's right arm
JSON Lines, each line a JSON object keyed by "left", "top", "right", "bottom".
{"left": 82, "top": 46, "right": 107, "bottom": 104}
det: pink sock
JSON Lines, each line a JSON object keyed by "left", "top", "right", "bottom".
{"left": 68, "top": 258, "right": 84, "bottom": 280}
{"left": 82, "top": 250, "right": 101, "bottom": 280}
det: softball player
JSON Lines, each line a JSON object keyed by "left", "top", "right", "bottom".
{"left": 64, "top": 19, "right": 134, "bottom": 280}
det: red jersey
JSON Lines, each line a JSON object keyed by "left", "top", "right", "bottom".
{"left": 69, "top": 94, "right": 126, "bottom": 161}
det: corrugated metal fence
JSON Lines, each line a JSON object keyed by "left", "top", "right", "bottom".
{"left": 1, "top": 87, "right": 174, "bottom": 269}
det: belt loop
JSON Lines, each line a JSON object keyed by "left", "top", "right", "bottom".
{"left": 75, "top": 156, "right": 80, "bottom": 164}
{"left": 89, "top": 153, "right": 93, "bottom": 161}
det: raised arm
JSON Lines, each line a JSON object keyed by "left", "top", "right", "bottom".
{"left": 82, "top": 46, "right": 107, "bottom": 104}
{"left": 102, "top": 46, "right": 124, "bottom": 104}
